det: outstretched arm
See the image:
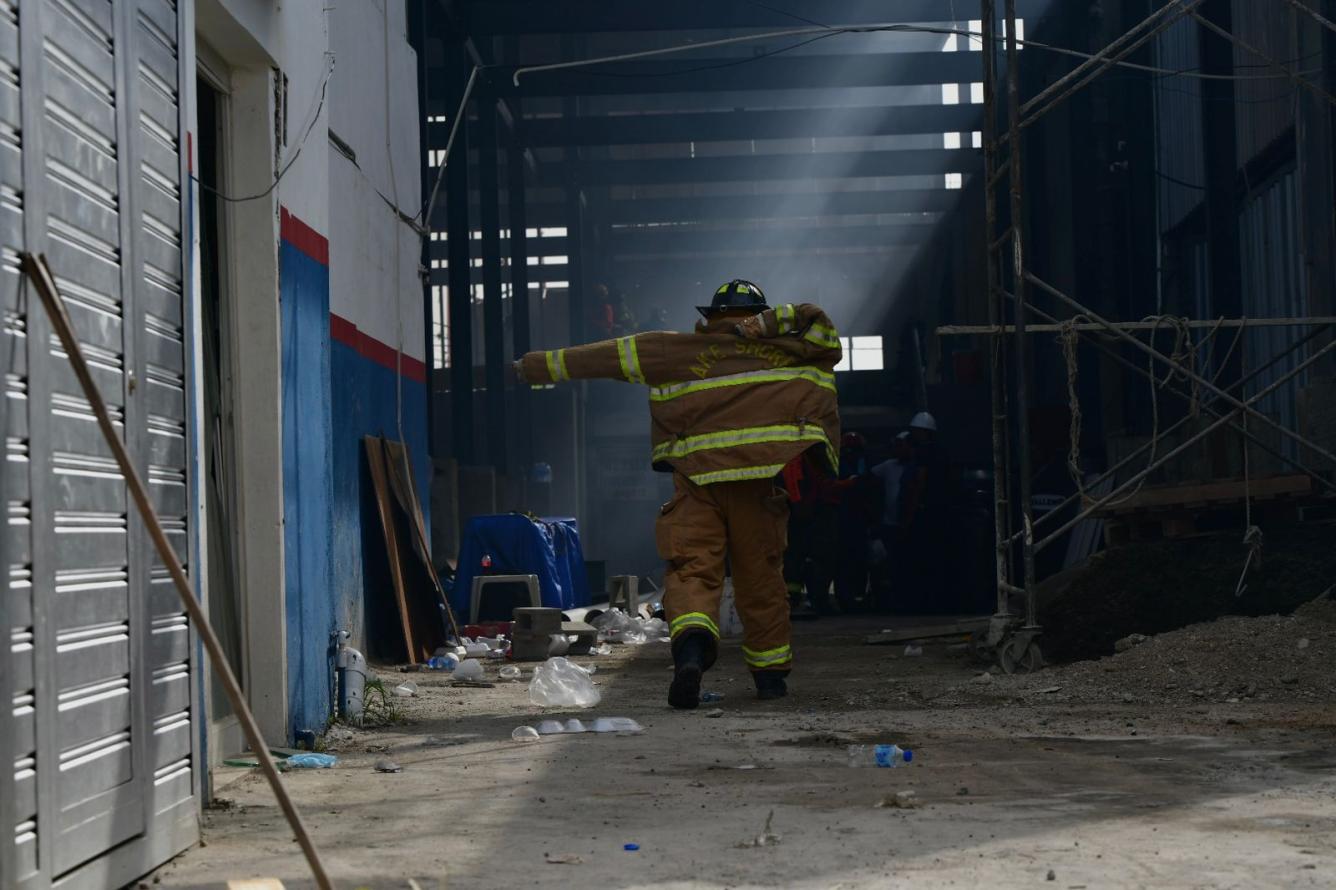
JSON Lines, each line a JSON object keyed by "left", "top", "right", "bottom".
{"left": 514, "top": 332, "right": 678, "bottom": 386}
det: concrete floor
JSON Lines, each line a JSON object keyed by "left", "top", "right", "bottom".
{"left": 156, "top": 618, "right": 1336, "bottom": 889}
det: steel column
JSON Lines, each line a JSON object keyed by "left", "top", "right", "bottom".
{"left": 411, "top": 0, "right": 436, "bottom": 459}
{"left": 445, "top": 45, "right": 475, "bottom": 464}
{"left": 477, "top": 89, "right": 508, "bottom": 475}
{"left": 508, "top": 111, "right": 532, "bottom": 472}
{"left": 979, "top": 0, "right": 1014, "bottom": 619}
{"left": 1003, "top": 0, "right": 1038, "bottom": 628}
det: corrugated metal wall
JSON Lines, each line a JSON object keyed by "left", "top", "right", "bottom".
{"left": 1240, "top": 169, "right": 1307, "bottom": 448}
{"left": 1154, "top": 19, "right": 1207, "bottom": 233}
{"left": 1233, "top": 0, "right": 1298, "bottom": 166}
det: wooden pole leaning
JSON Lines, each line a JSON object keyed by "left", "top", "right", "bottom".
{"left": 20, "top": 253, "right": 333, "bottom": 890}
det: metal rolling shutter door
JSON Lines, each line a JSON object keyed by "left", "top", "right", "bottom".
{"left": 2, "top": 0, "right": 196, "bottom": 885}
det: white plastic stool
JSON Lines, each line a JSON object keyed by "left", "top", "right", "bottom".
{"left": 470, "top": 574, "right": 541, "bottom": 623}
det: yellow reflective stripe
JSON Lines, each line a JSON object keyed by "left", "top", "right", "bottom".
{"left": 743, "top": 644, "right": 791, "bottom": 661}
{"left": 687, "top": 464, "right": 787, "bottom": 486}
{"left": 743, "top": 644, "right": 793, "bottom": 667}
{"left": 544, "top": 351, "right": 561, "bottom": 383}
{"left": 557, "top": 349, "right": 570, "bottom": 381}
{"left": 649, "top": 366, "right": 836, "bottom": 402}
{"left": 627, "top": 336, "right": 644, "bottom": 384}
{"left": 652, "top": 424, "right": 830, "bottom": 462}
{"left": 776, "top": 304, "right": 796, "bottom": 334}
{"left": 618, "top": 336, "right": 645, "bottom": 385}
{"left": 617, "top": 337, "right": 633, "bottom": 381}
{"left": 670, "top": 612, "right": 720, "bottom": 638}
{"left": 805, "top": 323, "right": 840, "bottom": 349}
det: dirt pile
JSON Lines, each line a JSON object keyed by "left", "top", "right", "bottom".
{"left": 1014, "top": 593, "right": 1336, "bottom": 706}
{"left": 1039, "top": 525, "right": 1336, "bottom": 662}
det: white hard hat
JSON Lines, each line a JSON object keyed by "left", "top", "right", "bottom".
{"left": 910, "top": 411, "right": 937, "bottom": 432}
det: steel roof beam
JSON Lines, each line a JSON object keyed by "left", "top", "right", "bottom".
{"left": 535, "top": 148, "right": 980, "bottom": 186}
{"left": 486, "top": 52, "right": 983, "bottom": 97}
{"left": 495, "top": 105, "right": 983, "bottom": 147}
{"left": 466, "top": 1, "right": 1044, "bottom": 35}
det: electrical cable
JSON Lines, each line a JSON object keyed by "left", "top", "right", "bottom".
{"left": 509, "top": 23, "right": 1307, "bottom": 89}
{"left": 417, "top": 65, "right": 479, "bottom": 230}
{"left": 1192, "top": 9, "right": 1336, "bottom": 110}
{"left": 571, "top": 32, "right": 842, "bottom": 78}
{"left": 194, "top": 57, "right": 335, "bottom": 204}
{"left": 1154, "top": 169, "right": 1207, "bottom": 191}
{"left": 741, "top": 0, "right": 830, "bottom": 29}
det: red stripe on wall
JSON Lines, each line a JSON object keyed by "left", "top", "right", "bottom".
{"left": 280, "top": 206, "right": 330, "bottom": 266}
{"left": 330, "top": 313, "right": 428, "bottom": 385}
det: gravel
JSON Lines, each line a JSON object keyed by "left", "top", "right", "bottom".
{"left": 1009, "top": 593, "right": 1336, "bottom": 706}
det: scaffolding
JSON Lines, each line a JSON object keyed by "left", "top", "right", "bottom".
{"left": 957, "top": 0, "right": 1336, "bottom": 672}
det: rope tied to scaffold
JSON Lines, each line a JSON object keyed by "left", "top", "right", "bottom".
{"left": 1236, "top": 317, "right": 1263, "bottom": 597}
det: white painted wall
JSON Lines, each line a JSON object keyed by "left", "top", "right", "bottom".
{"left": 202, "top": 0, "right": 332, "bottom": 233}
{"left": 196, "top": 0, "right": 325, "bottom": 746}
{"left": 328, "top": 0, "right": 425, "bottom": 364}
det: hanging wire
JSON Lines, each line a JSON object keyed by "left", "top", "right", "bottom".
{"left": 194, "top": 57, "right": 335, "bottom": 204}
{"left": 509, "top": 23, "right": 1304, "bottom": 88}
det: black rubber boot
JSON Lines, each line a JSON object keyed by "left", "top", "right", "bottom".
{"left": 668, "top": 632, "right": 710, "bottom": 710}
{"left": 753, "top": 670, "right": 789, "bottom": 701}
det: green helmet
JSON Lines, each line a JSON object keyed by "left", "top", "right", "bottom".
{"left": 697, "top": 279, "right": 768, "bottom": 319}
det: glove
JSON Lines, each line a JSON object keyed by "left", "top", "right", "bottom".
{"left": 512, "top": 359, "right": 527, "bottom": 383}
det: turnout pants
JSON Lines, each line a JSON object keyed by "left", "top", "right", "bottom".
{"left": 657, "top": 474, "right": 792, "bottom": 672}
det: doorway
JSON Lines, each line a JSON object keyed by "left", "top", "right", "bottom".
{"left": 196, "top": 65, "right": 246, "bottom": 753}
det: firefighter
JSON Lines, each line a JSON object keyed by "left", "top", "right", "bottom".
{"left": 514, "top": 280, "right": 842, "bottom": 708}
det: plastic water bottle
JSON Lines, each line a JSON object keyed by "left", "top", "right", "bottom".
{"left": 847, "top": 744, "right": 913, "bottom": 768}
{"left": 427, "top": 654, "right": 458, "bottom": 671}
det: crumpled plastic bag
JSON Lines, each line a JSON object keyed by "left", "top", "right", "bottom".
{"left": 592, "top": 608, "right": 647, "bottom": 644}
{"left": 529, "top": 656, "right": 602, "bottom": 708}
{"left": 640, "top": 617, "right": 670, "bottom": 641}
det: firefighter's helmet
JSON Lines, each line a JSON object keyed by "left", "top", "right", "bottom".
{"left": 697, "top": 279, "right": 768, "bottom": 318}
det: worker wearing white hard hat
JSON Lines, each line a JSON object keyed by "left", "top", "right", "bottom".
{"left": 909, "top": 411, "right": 937, "bottom": 432}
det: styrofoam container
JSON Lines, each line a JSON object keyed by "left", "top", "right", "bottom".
{"left": 591, "top": 717, "right": 643, "bottom": 734}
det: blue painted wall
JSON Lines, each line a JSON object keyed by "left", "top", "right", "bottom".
{"left": 280, "top": 237, "right": 335, "bottom": 739}
{"left": 329, "top": 339, "right": 430, "bottom": 661}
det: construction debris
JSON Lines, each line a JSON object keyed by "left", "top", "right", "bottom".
{"left": 874, "top": 791, "right": 920, "bottom": 810}
{"left": 736, "top": 811, "right": 782, "bottom": 848}
{"left": 1016, "top": 595, "right": 1336, "bottom": 705}
{"left": 1114, "top": 633, "right": 1149, "bottom": 653}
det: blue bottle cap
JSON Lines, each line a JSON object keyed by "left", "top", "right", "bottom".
{"left": 903, "top": 750, "right": 913, "bottom": 763}
{"left": 624, "top": 843, "right": 640, "bottom": 852}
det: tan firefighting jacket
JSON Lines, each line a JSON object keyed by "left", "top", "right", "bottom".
{"left": 517, "top": 303, "right": 842, "bottom": 485}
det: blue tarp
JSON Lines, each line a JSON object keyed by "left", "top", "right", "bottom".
{"left": 453, "top": 515, "right": 590, "bottom": 615}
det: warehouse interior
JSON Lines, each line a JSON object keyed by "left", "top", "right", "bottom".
{"left": 4, "top": 0, "right": 1336, "bottom": 887}
{"left": 417, "top": 0, "right": 1335, "bottom": 642}
{"left": 184, "top": 0, "right": 1336, "bottom": 886}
